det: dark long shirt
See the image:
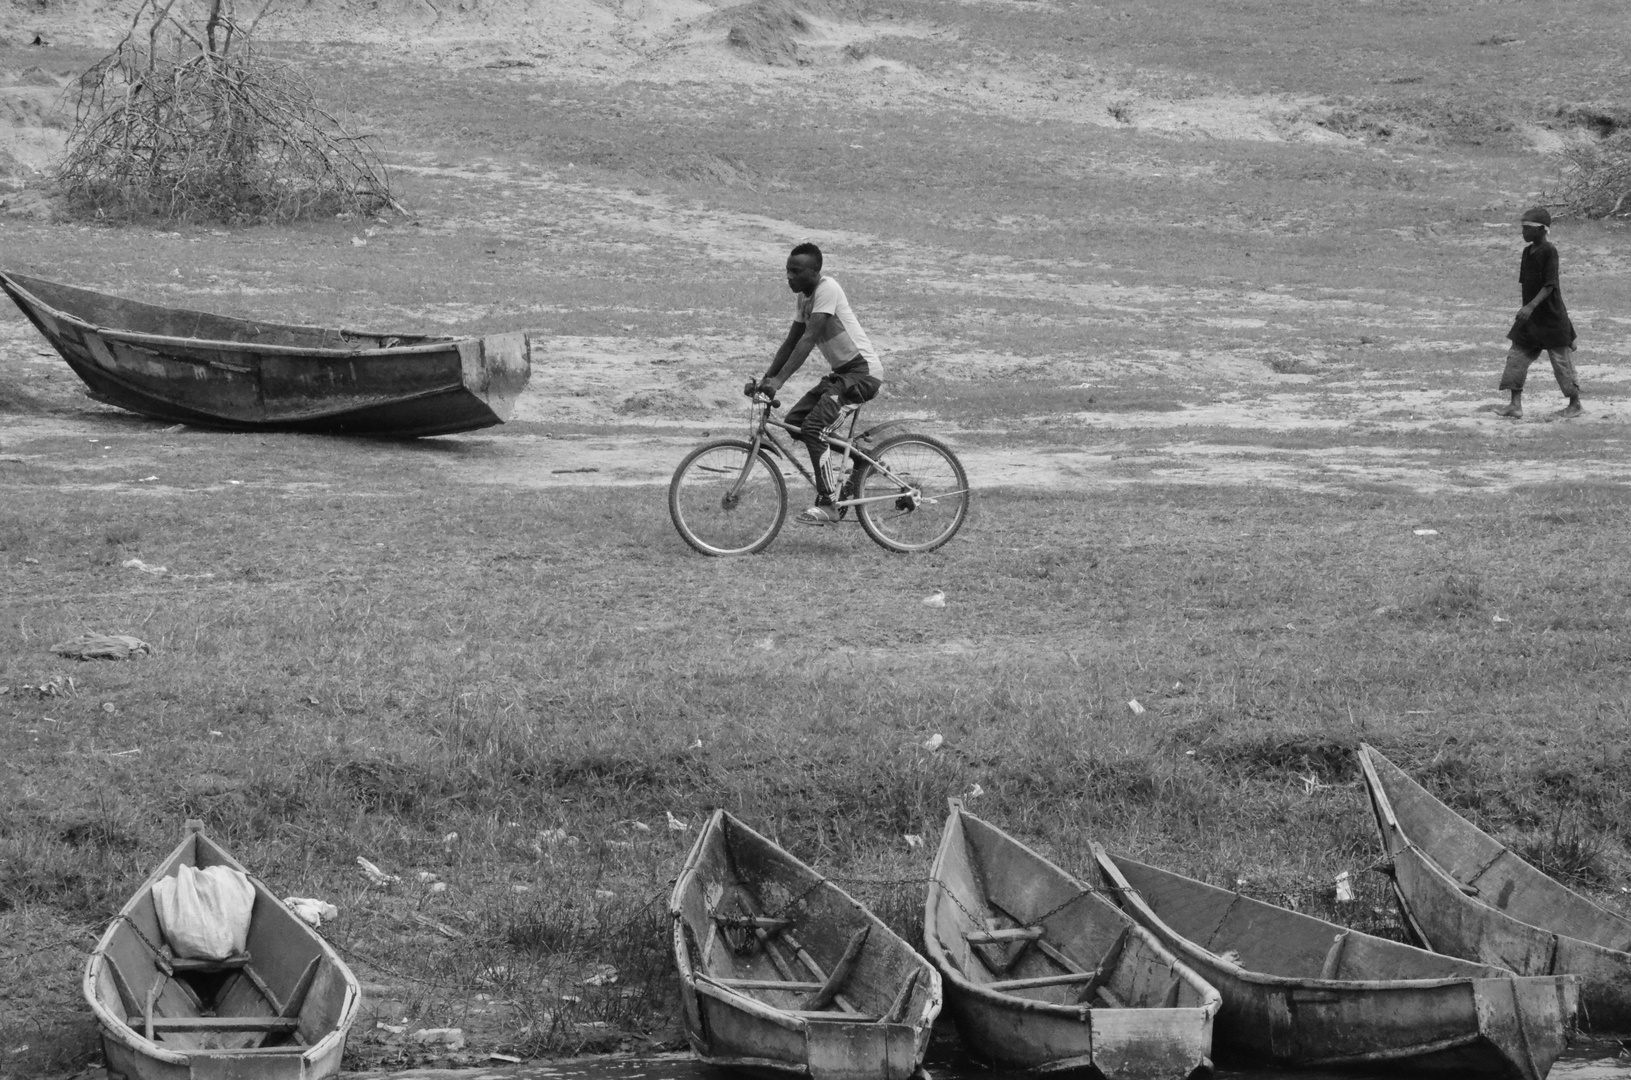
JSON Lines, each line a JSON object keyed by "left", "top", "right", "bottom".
{"left": 1507, "top": 239, "right": 1576, "bottom": 350}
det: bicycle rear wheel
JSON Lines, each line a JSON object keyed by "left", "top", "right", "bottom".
{"left": 853, "top": 433, "right": 970, "bottom": 554}
{"left": 669, "top": 438, "right": 788, "bottom": 556}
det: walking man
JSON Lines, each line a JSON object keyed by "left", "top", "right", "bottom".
{"left": 1498, "top": 206, "right": 1581, "bottom": 419}
{"left": 755, "top": 242, "right": 882, "bottom": 525}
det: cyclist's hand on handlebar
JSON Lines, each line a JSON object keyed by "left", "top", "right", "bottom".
{"left": 743, "top": 378, "right": 760, "bottom": 398}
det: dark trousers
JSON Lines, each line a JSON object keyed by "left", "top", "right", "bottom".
{"left": 785, "top": 362, "right": 881, "bottom": 497}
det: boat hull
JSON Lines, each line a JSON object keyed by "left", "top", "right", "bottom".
{"left": 83, "top": 823, "right": 360, "bottom": 1080}
{"left": 1361, "top": 744, "right": 1631, "bottom": 1035}
{"left": 670, "top": 811, "right": 941, "bottom": 1080}
{"left": 1096, "top": 848, "right": 1577, "bottom": 1080}
{"left": 2, "top": 271, "right": 530, "bottom": 437}
{"left": 926, "top": 809, "right": 1219, "bottom": 1080}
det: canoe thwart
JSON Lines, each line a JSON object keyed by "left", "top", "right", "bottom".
{"left": 803, "top": 927, "right": 870, "bottom": 1011}
{"left": 167, "top": 952, "right": 252, "bottom": 973}
{"left": 709, "top": 978, "right": 825, "bottom": 992}
{"left": 714, "top": 915, "right": 793, "bottom": 932}
{"left": 127, "top": 1016, "right": 301, "bottom": 1034}
{"left": 965, "top": 927, "right": 1044, "bottom": 946}
{"left": 986, "top": 970, "right": 1102, "bottom": 991}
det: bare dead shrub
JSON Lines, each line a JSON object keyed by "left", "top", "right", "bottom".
{"left": 55, "top": 0, "right": 393, "bottom": 224}
{"left": 1551, "top": 133, "right": 1631, "bottom": 220}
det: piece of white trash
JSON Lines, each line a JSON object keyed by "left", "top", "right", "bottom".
{"left": 284, "top": 897, "right": 338, "bottom": 927}
{"left": 922, "top": 590, "right": 946, "bottom": 607}
{"left": 923, "top": 733, "right": 944, "bottom": 751}
{"left": 903, "top": 834, "right": 924, "bottom": 849}
{"left": 1335, "top": 871, "right": 1355, "bottom": 902}
{"left": 1127, "top": 699, "right": 1146, "bottom": 715}
{"left": 666, "top": 810, "right": 689, "bottom": 832}
{"left": 1413, "top": 529, "right": 1438, "bottom": 536}
{"left": 356, "top": 856, "right": 400, "bottom": 886}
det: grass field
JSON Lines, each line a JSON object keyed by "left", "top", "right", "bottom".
{"left": 2, "top": 0, "right": 1630, "bottom": 1074}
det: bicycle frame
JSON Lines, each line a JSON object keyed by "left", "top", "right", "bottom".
{"left": 730, "top": 397, "right": 926, "bottom": 513}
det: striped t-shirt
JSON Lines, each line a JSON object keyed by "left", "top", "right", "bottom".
{"left": 795, "top": 276, "right": 881, "bottom": 373}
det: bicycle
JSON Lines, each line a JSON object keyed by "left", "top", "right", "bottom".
{"left": 668, "top": 387, "right": 970, "bottom": 556}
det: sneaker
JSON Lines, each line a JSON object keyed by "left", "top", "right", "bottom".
{"left": 796, "top": 502, "right": 842, "bottom": 526}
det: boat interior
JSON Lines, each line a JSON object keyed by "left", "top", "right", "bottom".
{"left": 676, "top": 814, "right": 931, "bottom": 1025}
{"left": 933, "top": 813, "right": 1211, "bottom": 1010}
{"left": 89, "top": 831, "right": 353, "bottom": 1055}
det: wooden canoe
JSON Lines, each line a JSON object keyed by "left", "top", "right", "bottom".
{"left": 1094, "top": 844, "right": 1578, "bottom": 1079}
{"left": 1, "top": 270, "right": 530, "bottom": 436}
{"left": 669, "top": 810, "right": 942, "bottom": 1080}
{"left": 83, "top": 820, "right": 360, "bottom": 1080}
{"left": 1361, "top": 742, "right": 1631, "bottom": 1034}
{"left": 924, "top": 806, "right": 1219, "bottom": 1079}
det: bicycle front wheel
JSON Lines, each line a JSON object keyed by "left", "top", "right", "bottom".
{"left": 669, "top": 438, "right": 788, "bottom": 556}
{"left": 853, "top": 433, "right": 970, "bottom": 554}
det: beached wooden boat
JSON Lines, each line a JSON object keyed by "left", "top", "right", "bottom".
{"left": 1361, "top": 743, "right": 1631, "bottom": 1034}
{"left": 1095, "top": 844, "right": 1578, "bottom": 1079}
{"left": 669, "top": 810, "right": 942, "bottom": 1080}
{"left": 83, "top": 820, "right": 360, "bottom": 1080}
{"left": 1, "top": 270, "right": 529, "bottom": 436}
{"left": 924, "top": 806, "right": 1219, "bottom": 1079}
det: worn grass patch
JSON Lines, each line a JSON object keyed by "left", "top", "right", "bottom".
{"left": 5, "top": 452, "right": 1631, "bottom": 1070}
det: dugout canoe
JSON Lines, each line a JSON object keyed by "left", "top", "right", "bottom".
{"left": 669, "top": 810, "right": 942, "bottom": 1080}
{"left": 924, "top": 804, "right": 1219, "bottom": 1079}
{"left": 1, "top": 270, "right": 529, "bottom": 436}
{"left": 1094, "top": 845, "right": 1578, "bottom": 1079}
{"left": 1361, "top": 743, "right": 1631, "bottom": 1034}
{"left": 83, "top": 820, "right": 360, "bottom": 1080}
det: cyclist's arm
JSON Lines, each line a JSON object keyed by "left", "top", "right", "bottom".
{"left": 762, "top": 313, "right": 831, "bottom": 391}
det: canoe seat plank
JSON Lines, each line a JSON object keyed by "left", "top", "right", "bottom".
{"left": 1036, "top": 938, "right": 1091, "bottom": 975}
{"left": 788, "top": 1009, "right": 881, "bottom": 1021}
{"left": 166, "top": 953, "right": 251, "bottom": 973}
{"left": 964, "top": 927, "right": 1043, "bottom": 946}
{"left": 127, "top": 1016, "right": 301, "bottom": 1033}
{"left": 712, "top": 978, "right": 825, "bottom": 992}
{"left": 714, "top": 916, "right": 793, "bottom": 932}
{"left": 987, "top": 970, "right": 1101, "bottom": 991}
{"left": 803, "top": 927, "right": 869, "bottom": 1011}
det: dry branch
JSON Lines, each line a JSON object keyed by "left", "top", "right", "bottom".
{"left": 1550, "top": 133, "right": 1631, "bottom": 220}
{"left": 55, "top": 0, "right": 393, "bottom": 224}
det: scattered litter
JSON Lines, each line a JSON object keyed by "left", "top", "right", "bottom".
{"left": 122, "top": 558, "right": 168, "bottom": 575}
{"left": 161, "top": 423, "right": 186, "bottom": 433}
{"left": 754, "top": 636, "right": 775, "bottom": 650}
{"left": 410, "top": 1028, "right": 465, "bottom": 1050}
{"left": 560, "top": 994, "right": 582, "bottom": 1004}
{"left": 50, "top": 634, "right": 152, "bottom": 661}
{"left": 490, "top": 1053, "right": 523, "bottom": 1064}
{"left": 512, "top": 884, "right": 530, "bottom": 893}
{"left": 1413, "top": 529, "right": 1438, "bottom": 536}
{"left": 283, "top": 897, "right": 338, "bottom": 927}
{"left": 375, "top": 1020, "right": 407, "bottom": 1035}
{"left": 583, "top": 964, "right": 618, "bottom": 986}
{"left": 107, "top": 748, "right": 141, "bottom": 757}
{"left": 208, "top": 730, "right": 223, "bottom": 737}
{"left": 228, "top": 480, "right": 241, "bottom": 485}
{"left": 101, "top": 702, "right": 116, "bottom": 713}
{"left": 966, "top": 783, "right": 984, "bottom": 799}
{"left": 20, "top": 675, "right": 75, "bottom": 697}
{"left": 1404, "top": 710, "right": 1436, "bottom": 716}
{"left": 1301, "top": 773, "right": 1327, "bottom": 795}
{"left": 1493, "top": 614, "right": 1511, "bottom": 624}
{"left": 688, "top": 738, "right": 703, "bottom": 749}
{"left": 1185, "top": 749, "right": 1196, "bottom": 756}
{"left": 137, "top": 475, "right": 158, "bottom": 482}
{"left": 442, "top": 831, "right": 459, "bottom": 847}
{"left": 426, "top": 882, "right": 448, "bottom": 895}
{"left": 23, "top": 557, "right": 38, "bottom": 564}
{"left": 921, "top": 590, "right": 946, "bottom": 607}
{"left": 415, "top": 871, "right": 440, "bottom": 884}
{"left": 538, "top": 827, "right": 569, "bottom": 845}
{"left": 923, "top": 733, "right": 944, "bottom": 751}
{"left": 356, "top": 856, "right": 400, "bottom": 886}
{"left": 351, "top": 236, "right": 367, "bottom": 247}
{"left": 631, "top": 820, "right": 651, "bottom": 832}
{"left": 1127, "top": 699, "right": 1146, "bottom": 715}
{"left": 666, "top": 810, "right": 689, "bottom": 832}
{"left": 1335, "top": 871, "right": 1355, "bottom": 903}
{"left": 903, "top": 834, "right": 924, "bottom": 849}
{"left": 411, "top": 911, "right": 462, "bottom": 938}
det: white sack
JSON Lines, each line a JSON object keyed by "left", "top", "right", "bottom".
{"left": 153, "top": 864, "right": 255, "bottom": 960}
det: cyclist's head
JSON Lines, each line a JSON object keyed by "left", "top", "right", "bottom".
{"left": 789, "top": 241, "right": 823, "bottom": 269}
{"left": 786, "top": 242, "right": 823, "bottom": 295}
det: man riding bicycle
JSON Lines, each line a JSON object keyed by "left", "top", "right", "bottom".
{"left": 752, "top": 242, "right": 882, "bottom": 526}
